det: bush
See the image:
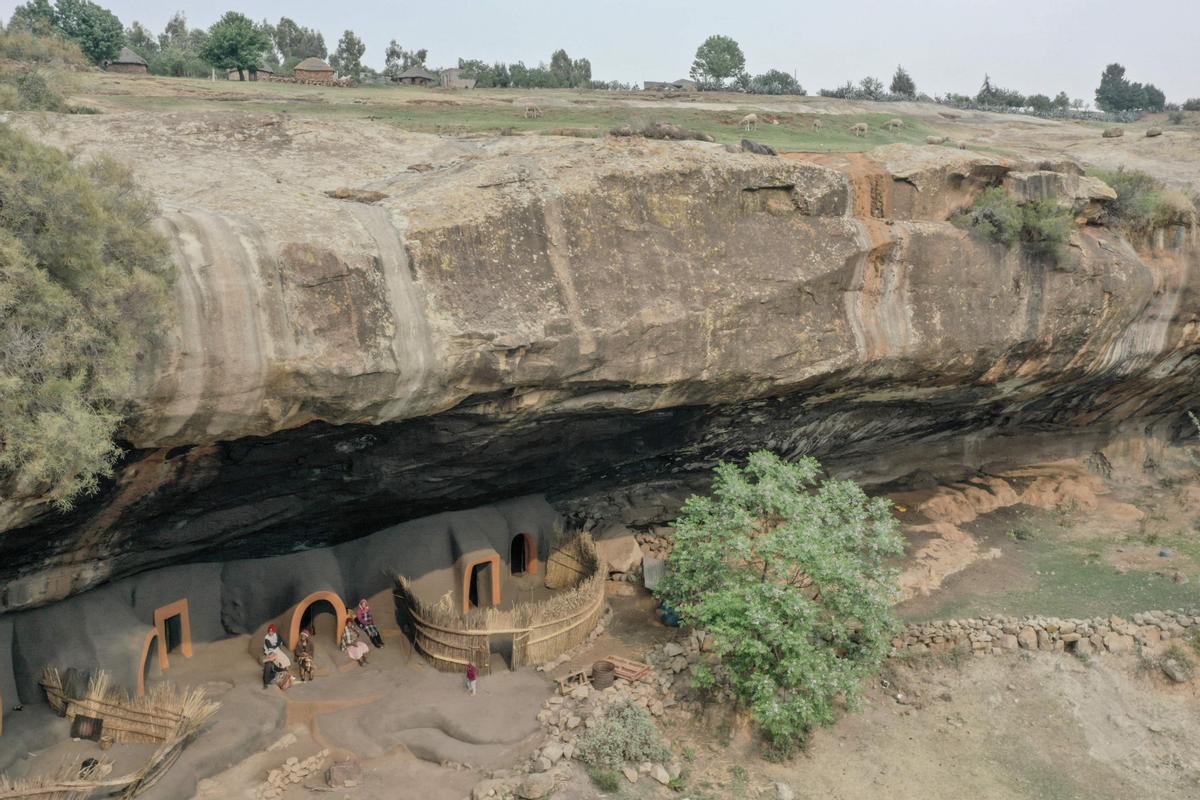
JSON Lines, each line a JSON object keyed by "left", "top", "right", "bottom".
{"left": 0, "top": 28, "right": 89, "bottom": 65}
{"left": 587, "top": 767, "right": 620, "bottom": 792}
{"left": 1092, "top": 168, "right": 1198, "bottom": 236}
{"left": 1183, "top": 99, "right": 1200, "bottom": 112}
{"left": 1168, "top": 111, "right": 1186, "bottom": 125}
{"left": 575, "top": 701, "right": 671, "bottom": 769}
{"left": 953, "top": 187, "right": 1072, "bottom": 258}
{"left": 0, "top": 127, "right": 174, "bottom": 509}
{"left": 656, "top": 452, "right": 903, "bottom": 755}
{"left": 0, "top": 68, "right": 66, "bottom": 111}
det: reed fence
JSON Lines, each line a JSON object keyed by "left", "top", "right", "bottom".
{"left": 395, "top": 534, "right": 605, "bottom": 673}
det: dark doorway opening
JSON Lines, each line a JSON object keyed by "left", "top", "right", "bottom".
{"left": 510, "top": 534, "right": 530, "bottom": 575}
{"left": 164, "top": 615, "right": 183, "bottom": 653}
{"left": 143, "top": 637, "right": 161, "bottom": 686}
{"left": 469, "top": 562, "right": 492, "bottom": 609}
{"left": 300, "top": 599, "right": 339, "bottom": 644}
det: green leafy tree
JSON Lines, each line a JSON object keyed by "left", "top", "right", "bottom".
{"left": 748, "top": 69, "right": 804, "bottom": 96}
{"left": 858, "top": 75, "right": 885, "bottom": 100}
{"left": 889, "top": 65, "right": 916, "bottom": 97}
{"left": 0, "top": 127, "right": 174, "bottom": 509}
{"left": 549, "top": 48, "right": 572, "bottom": 86}
{"left": 656, "top": 451, "right": 903, "bottom": 753}
{"left": 1143, "top": 83, "right": 1166, "bottom": 112}
{"left": 384, "top": 39, "right": 427, "bottom": 78}
{"left": 272, "top": 16, "right": 325, "bottom": 61}
{"left": 124, "top": 20, "right": 157, "bottom": 57}
{"left": 200, "top": 11, "right": 269, "bottom": 80}
{"left": 689, "top": 34, "right": 745, "bottom": 89}
{"left": 1095, "top": 63, "right": 1153, "bottom": 112}
{"left": 52, "top": 0, "right": 123, "bottom": 64}
{"left": 1027, "top": 93, "right": 1053, "bottom": 113}
{"left": 329, "top": 29, "right": 365, "bottom": 80}
{"left": 7, "top": 0, "right": 57, "bottom": 35}
{"left": 1052, "top": 91, "right": 1070, "bottom": 111}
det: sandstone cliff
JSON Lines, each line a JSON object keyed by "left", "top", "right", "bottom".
{"left": 2, "top": 114, "right": 1197, "bottom": 610}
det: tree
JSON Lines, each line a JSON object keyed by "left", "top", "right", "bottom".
{"left": 200, "top": 11, "right": 270, "bottom": 80}
{"left": 569, "top": 56, "right": 591, "bottom": 88}
{"left": 748, "top": 69, "right": 803, "bottom": 96}
{"left": 0, "top": 126, "right": 174, "bottom": 509}
{"left": 1052, "top": 91, "right": 1070, "bottom": 111}
{"left": 272, "top": 16, "right": 325, "bottom": 61}
{"left": 858, "top": 76, "right": 885, "bottom": 100}
{"left": 124, "top": 20, "right": 158, "bottom": 57}
{"left": 329, "top": 29, "right": 365, "bottom": 81}
{"left": 549, "top": 48, "right": 572, "bottom": 86}
{"left": 52, "top": 0, "right": 123, "bottom": 64}
{"left": 889, "top": 65, "right": 915, "bottom": 98}
{"left": 655, "top": 451, "right": 903, "bottom": 753}
{"left": 7, "top": 0, "right": 57, "bottom": 35}
{"left": 689, "top": 34, "right": 745, "bottom": 89}
{"left": 1027, "top": 93, "right": 1053, "bottom": 113}
{"left": 1143, "top": 83, "right": 1166, "bottom": 112}
{"left": 384, "top": 40, "right": 426, "bottom": 78}
{"left": 159, "top": 10, "right": 188, "bottom": 49}
{"left": 1095, "top": 63, "right": 1153, "bottom": 112}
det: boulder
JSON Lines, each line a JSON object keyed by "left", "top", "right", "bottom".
{"left": 517, "top": 773, "right": 557, "bottom": 799}
{"left": 1102, "top": 127, "right": 1124, "bottom": 138}
{"left": 325, "top": 761, "right": 362, "bottom": 788}
{"left": 777, "top": 783, "right": 796, "bottom": 800}
{"left": 741, "top": 139, "right": 778, "bottom": 156}
{"left": 1145, "top": 128, "right": 1163, "bottom": 137}
{"left": 594, "top": 524, "right": 643, "bottom": 574}
{"left": 652, "top": 764, "right": 672, "bottom": 785}
{"left": 1161, "top": 658, "right": 1192, "bottom": 684}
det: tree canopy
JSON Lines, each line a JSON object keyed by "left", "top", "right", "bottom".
{"left": 199, "top": 11, "right": 270, "bottom": 78}
{"left": 271, "top": 15, "right": 325, "bottom": 61}
{"left": 9, "top": 0, "right": 123, "bottom": 63}
{"left": 655, "top": 451, "right": 903, "bottom": 753}
{"left": 748, "top": 69, "right": 804, "bottom": 96}
{"left": 0, "top": 127, "right": 174, "bottom": 509}
{"left": 383, "top": 40, "right": 427, "bottom": 78}
{"left": 890, "top": 65, "right": 916, "bottom": 98}
{"left": 1095, "top": 63, "right": 1166, "bottom": 112}
{"left": 689, "top": 34, "right": 745, "bottom": 88}
{"left": 329, "top": 29, "right": 365, "bottom": 80}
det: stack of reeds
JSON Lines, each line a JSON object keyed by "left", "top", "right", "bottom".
{"left": 40, "top": 668, "right": 219, "bottom": 745}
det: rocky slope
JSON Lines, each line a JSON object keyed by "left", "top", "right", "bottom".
{"left": 2, "top": 113, "right": 1197, "bottom": 611}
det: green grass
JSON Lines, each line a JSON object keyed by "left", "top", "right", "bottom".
{"left": 916, "top": 532, "right": 1198, "bottom": 620}
{"left": 77, "top": 74, "right": 938, "bottom": 152}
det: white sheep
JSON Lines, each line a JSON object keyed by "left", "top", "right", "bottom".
{"left": 739, "top": 113, "right": 758, "bottom": 131}
{"left": 849, "top": 122, "right": 869, "bottom": 137}
{"left": 524, "top": 104, "right": 543, "bottom": 119}
{"left": 811, "top": 118, "right": 824, "bottom": 131}
{"left": 883, "top": 118, "right": 903, "bottom": 132}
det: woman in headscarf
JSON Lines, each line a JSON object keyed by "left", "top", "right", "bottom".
{"left": 355, "top": 599, "right": 384, "bottom": 648}
{"left": 263, "top": 624, "right": 291, "bottom": 668}
{"left": 295, "top": 628, "right": 315, "bottom": 682}
{"left": 341, "top": 616, "right": 370, "bottom": 666}
{"left": 262, "top": 649, "right": 294, "bottom": 690}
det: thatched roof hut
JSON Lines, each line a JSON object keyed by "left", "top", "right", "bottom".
{"left": 294, "top": 57, "right": 335, "bottom": 83}
{"left": 107, "top": 46, "right": 148, "bottom": 74}
{"left": 392, "top": 65, "right": 440, "bottom": 86}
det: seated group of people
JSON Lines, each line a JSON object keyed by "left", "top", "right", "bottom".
{"left": 261, "top": 599, "right": 386, "bottom": 689}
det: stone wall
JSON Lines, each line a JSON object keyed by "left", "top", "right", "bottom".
{"left": 894, "top": 609, "right": 1200, "bottom": 657}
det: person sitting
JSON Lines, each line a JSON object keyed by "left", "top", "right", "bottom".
{"left": 355, "top": 599, "right": 384, "bottom": 648}
{"left": 295, "top": 628, "right": 315, "bottom": 682}
{"left": 262, "top": 623, "right": 291, "bottom": 667}
{"left": 262, "top": 650, "right": 294, "bottom": 690}
{"left": 341, "top": 616, "right": 370, "bottom": 666}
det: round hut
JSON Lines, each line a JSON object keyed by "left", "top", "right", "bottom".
{"left": 294, "top": 57, "right": 335, "bottom": 84}
{"left": 106, "top": 47, "right": 148, "bottom": 75}
{"left": 392, "top": 65, "right": 441, "bottom": 87}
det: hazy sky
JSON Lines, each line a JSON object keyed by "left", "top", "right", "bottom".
{"left": 4, "top": 0, "right": 1198, "bottom": 103}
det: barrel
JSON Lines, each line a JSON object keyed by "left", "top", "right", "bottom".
{"left": 591, "top": 660, "right": 616, "bottom": 688}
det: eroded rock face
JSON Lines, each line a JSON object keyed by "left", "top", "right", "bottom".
{"left": 2, "top": 115, "right": 1198, "bottom": 611}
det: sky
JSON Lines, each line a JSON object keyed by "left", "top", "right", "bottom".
{"left": 4, "top": 0, "right": 1198, "bottom": 103}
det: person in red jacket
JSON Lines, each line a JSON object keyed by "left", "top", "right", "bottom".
{"left": 466, "top": 662, "right": 477, "bottom": 695}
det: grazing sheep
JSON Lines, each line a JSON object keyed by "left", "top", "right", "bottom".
{"left": 883, "top": 118, "right": 904, "bottom": 131}
{"left": 739, "top": 113, "right": 758, "bottom": 131}
{"left": 811, "top": 118, "right": 824, "bottom": 131}
{"left": 849, "top": 122, "right": 869, "bottom": 137}
{"left": 926, "top": 135, "right": 948, "bottom": 145}
{"left": 524, "top": 104, "right": 543, "bottom": 119}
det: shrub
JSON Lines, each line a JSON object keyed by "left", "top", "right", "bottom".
{"left": 587, "top": 767, "right": 620, "bottom": 792}
{"left": 0, "top": 27, "right": 89, "bottom": 65}
{"left": 0, "top": 68, "right": 66, "bottom": 111}
{"left": 575, "top": 701, "right": 671, "bottom": 769}
{"left": 1183, "top": 99, "right": 1200, "bottom": 112}
{"left": 952, "top": 187, "right": 1072, "bottom": 258}
{"left": 1092, "top": 168, "right": 1198, "bottom": 236}
{"left": 656, "top": 452, "right": 903, "bottom": 756}
{"left": 1168, "top": 111, "right": 1185, "bottom": 125}
{"left": 0, "top": 126, "right": 174, "bottom": 509}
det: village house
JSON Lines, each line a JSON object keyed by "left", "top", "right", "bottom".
{"left": 293, "top": 57, "right": 335, "bottom": 84}
{"left": 226, "top": 64, "right": 275, "bottom": 81}
{"left": 105, "top": 47, "right": 148, "bottom": 75}
{"left": 440, "top": 67, "right": 477, "bottom": 90}
{"left": 392, "top": 65, "right": 441, "bottom": 86}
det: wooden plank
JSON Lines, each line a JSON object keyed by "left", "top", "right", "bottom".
{"left": 603, "top": 655, "right": 651, "bottom": 682}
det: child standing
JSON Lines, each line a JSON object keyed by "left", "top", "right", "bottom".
{"left": 466, "top": 662, "right": 477, "bottom": 695}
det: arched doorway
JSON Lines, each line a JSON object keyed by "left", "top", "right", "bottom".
{"left": 510, "top": 534, "right": 530, "bottom": 575}
{"left": 137, "top": 629, "right": 161, "bottom": 696}
{"left": 287, "top": 592, "right": 348, "bottom": 650}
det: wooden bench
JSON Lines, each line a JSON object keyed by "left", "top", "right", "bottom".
{"left": 555, "top": 668, "right": 591, "bottom": 694}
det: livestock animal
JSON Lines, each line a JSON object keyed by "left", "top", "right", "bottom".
{"left": 883, "top": 118, "right": 904, "bottom": 131}
{"left": 849, "top": 122, "right": 869, "bottom": 137}
{"left": 524, "top": 104, "right": 543, "bottom": 119}
{"left": 811, "top": 118, "right": 824, "bottom": 131}
{"left": 739, "top": 113, "right": 758, "bottom": 131}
